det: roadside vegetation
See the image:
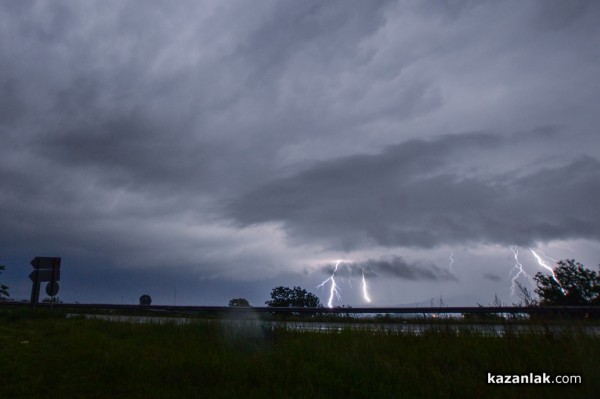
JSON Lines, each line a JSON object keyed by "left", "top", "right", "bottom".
{"left": 2, "top": 259, "right": 599, "bottom": 397}
{"left": 1, "top": 308, "right": 598, "bottom": 398}
{"left": 0, "top": 263, "right": 9, "bottom": 299}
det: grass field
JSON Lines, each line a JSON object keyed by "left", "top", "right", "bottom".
{"left": 1, "top": 308, "right": 598, "bottom": 398}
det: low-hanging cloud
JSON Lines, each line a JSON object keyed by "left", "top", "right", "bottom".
{"left": 320, "top": 257, "right": 457, "bottom": 282}
{"left": 229, "top": 132, "right": 600, "bottom": 250}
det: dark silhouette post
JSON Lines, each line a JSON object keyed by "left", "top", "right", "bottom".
{"left": 29, "top": 257, "right": 61, "bottom": 305}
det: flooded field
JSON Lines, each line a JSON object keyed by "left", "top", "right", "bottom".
{"left": 66, "top": 313, "right": 600, "bottom": 336}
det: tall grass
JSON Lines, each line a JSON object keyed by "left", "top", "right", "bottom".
{"left": 1, "top": 308, "right": 598, "bottom": 398}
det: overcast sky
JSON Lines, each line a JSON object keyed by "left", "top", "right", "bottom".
{"left": 2, "top": 0, "right": 600, "bottom": 307}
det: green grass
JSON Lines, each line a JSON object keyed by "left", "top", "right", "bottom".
{"left": 1, "top": 309, "right": 598, "bottom": 398}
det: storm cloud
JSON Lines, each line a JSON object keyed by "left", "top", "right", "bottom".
{"left": 1, "top": 1, "right": 599, "bottom": 306}
{"left": 321, "top": 257, "right": 456, "bottom": 282}
{"left": 229, "top": 132, "right": 600, "bottom": 250}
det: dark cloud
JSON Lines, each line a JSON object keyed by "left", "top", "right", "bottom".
{"left": 236, "top": 0, "right": 391, "bottom": 82}
{"left": 229, "top": 132, "right": 600, "bottom": 250}
{"left": 482, "top": 273, "right": 502, "bottom": 282}
{"left": 320, "top": 256, "right": 456, "bottom": 282}
{"left": 534, "top": 0, "right": 596, "bottom": 31}
{"left": 35, "top": 112, "right": 223, "bottom": 194}
{"left": 362, "top": 257, "right": 456, "bottom": 282}
{"left": 0, "top": 79, "right": 25, "bottom": 124}
{"left": 1, "top": 1, "right": 599, "bottom": 306}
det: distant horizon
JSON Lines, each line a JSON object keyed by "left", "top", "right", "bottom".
{"left": 4, "top": 252, "right": 596, "bottom": 309}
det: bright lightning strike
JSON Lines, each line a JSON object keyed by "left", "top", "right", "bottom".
{"left": 361, "top": 270, "right": 371, "bottom": 303}
{"left": 449, "top": 250, "right": 454, "bottom": 272}
{"left": 529, "top": 248, "right": 564, "bottom": 292}
{"left": 317, "top": 260, "right": 342, "bottom": 308}
{"left": 509, "top": 246, "right": 529, "bottom": 298}
{"left": 537, "top": 249, "right": 557, "bottom": 263}
{"left": 317, "top": 260, "right": 373, "bottom": 307}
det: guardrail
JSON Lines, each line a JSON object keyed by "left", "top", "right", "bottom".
{"left": 1, "top": 301, "right": 599, "bottom": 315}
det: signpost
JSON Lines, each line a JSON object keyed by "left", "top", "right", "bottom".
{"left": 29, "top": 257, "right": 61, "bottom": 305}
{"left": 46, "top": 281, "right": 59, "bottom": 297}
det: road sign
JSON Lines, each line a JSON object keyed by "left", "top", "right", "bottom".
{"left": 31, "top": 257, "right": 61, "bottom": 270}
{"left": 29, "top": 269, "right": 61, "bottom": 282}
{"left": 29, "top": 256, "right": 61, "bottom": 304}
{"left": 46, "top": 282, "right": 59, "bottom": 296}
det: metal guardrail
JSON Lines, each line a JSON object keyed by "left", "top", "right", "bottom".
{"left": 1, "top": 301, "right": 599, "bottom": 315}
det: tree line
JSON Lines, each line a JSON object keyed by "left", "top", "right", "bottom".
{"left": 239, "top": 259, "right": 600, "bottom": 309}
{"left": 1, "top": 259, "right": 599, "bottom": 307}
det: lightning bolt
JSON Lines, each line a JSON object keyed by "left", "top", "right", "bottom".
{"left": 537, "top": 249, "right": 557, "bottom": 263}
{"left": 509, "top": 246, "right": 533, "bottom": 298}
{"left": 317, "top": 260, "right": 342, "bottom": 308}
{"left": 361, "top": 269, "right": 371, "bottom": 303}
{"left": 449, "top": 250, "right": 454, "bottom": 272}
{"left": 529, "top": 248, "right": 564, "bottom": 292}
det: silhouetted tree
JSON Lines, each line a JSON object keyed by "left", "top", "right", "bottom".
{"left": 514, "top": 281, "right": 537, "bottom": 307}
{"left": 534, "top": 259, "right": 600, "bottom": 306}
{"left": 0, "top": 264, "right": 9, "bottom": 299}
{"left": 139, "top": 294, "right": 152, "bottom": 306}
{"left": 266, "top": 286, "right": 321, "bottom": 308}
{"left": 228, "top": 298, "right": 251, "bottom": 307}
